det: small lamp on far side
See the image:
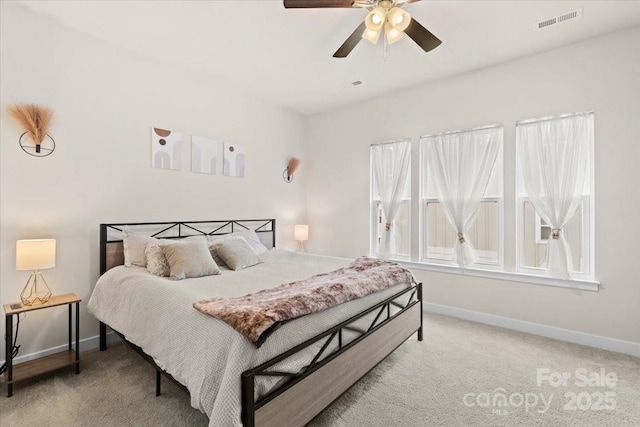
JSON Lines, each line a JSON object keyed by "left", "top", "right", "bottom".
{"left": 294, "top": 225, "right": 309, "bottom": 253}
{"left": 16, "top": 239, "right": 56, "bottom": 306}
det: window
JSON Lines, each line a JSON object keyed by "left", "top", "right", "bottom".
{"left": 365, "top": 112, "right": 596, "bottom": 288}
{"left": 516, "top": 112, "right": 594, "bottom": 280}
{"left": 420, "top": 126, "right": 503, "bottom": 267}
{"left": 370, "top": 140, "right": 411, "bottom": 260}
{"left": 372, "top": 196, "right": 410, "bottom": 258}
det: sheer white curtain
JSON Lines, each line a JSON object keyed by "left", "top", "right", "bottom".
{"left": 372, "top": 140, "right": 411, "bottom": 259}
{"left": 423, "top": 126, "right": 502, "bottom": 266}
{"left": 517, "top": 112, "right": 592, "bottom": 279}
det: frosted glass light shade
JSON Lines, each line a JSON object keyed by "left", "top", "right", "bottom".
{"left": 387, "top": 7, "right": 411, "bottom": 32}
{"left": 385, "top": 22, "right": 405, "bottom": 44}
{"left": 16, "top": 239, "right": 56, "bottom": 270}
{"left": 365, "top": 7, "right": 386, "bottom": 31}
{"left": 294, "top": 225, "right": 309, "bottom": 242}
{"left": 362, "top": 27, "right": 382, "bottom": 44}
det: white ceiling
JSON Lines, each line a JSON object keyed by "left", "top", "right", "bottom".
{"left": 19, "top": 0, "right": 640, "bottom": 115}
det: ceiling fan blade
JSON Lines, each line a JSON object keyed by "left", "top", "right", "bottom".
{"left": 404, "top": 18, "right": 442, "bottom": 53}
{"left": 333, "top": 21, "right": 366, "bottom": 58}
{"left": 284, "top": 0, "right": 354, "bottom": 8}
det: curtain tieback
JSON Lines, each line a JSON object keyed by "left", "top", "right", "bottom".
{"left": 457, "top": 233, "right": 466, "bottom": 244}
{"left": 385, "top": 222, "right": 392, "bottom": 232}
{"left": 551, "top": 228, "right": 561, "bottom": 239}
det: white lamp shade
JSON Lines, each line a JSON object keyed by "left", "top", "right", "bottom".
{"left": 294, "top": 225, "right": 309, "bottom": 242}
{"left": 16, "top": 239, "right": 56, "bottom": 270}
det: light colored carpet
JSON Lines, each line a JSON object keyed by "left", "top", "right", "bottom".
{"left": 1, "top": 314, "right": 638, "bottom": 426}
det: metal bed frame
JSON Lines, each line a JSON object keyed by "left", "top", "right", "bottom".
{"left": 97, "top": 219, "right": 423, "bottom": 427}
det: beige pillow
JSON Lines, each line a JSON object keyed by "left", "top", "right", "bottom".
{"left": 216, "top": 238, "right": 263, "bottom": 271}
{"left": 162, "top": 241, "right": 221, "bottom": 280}
{"left": 208, "top": 236, "right": 244, "bottom": 266}
{"left": 145, "top": 242, "right": 171, "bottom": 277}
{"left": 146, "top": 236, "right": 210, "bottom": 277}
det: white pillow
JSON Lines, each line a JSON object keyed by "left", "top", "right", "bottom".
{"left": 208, "top": 229, "right": 269, "bottom": 255}
{"left": 216, "top": 238, "right": 263, "bottom": 271}
{"left": 234, "top": 229, "right": 270, "bottom": 254}
{"left": 123, "top": 231, "right": 157, "bottom": 267}
{"left": 162, "top": 241, "right": 221, "bottom": 280}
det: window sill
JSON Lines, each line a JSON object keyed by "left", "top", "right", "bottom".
{"left": 397, "top": 260, "right": 599, "bottom": 292}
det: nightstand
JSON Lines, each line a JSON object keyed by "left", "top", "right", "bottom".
{"left": 3, "top": 293, "right": 81, "bottom": 397}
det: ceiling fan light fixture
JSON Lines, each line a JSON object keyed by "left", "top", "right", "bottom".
{"left": 365, "top": 7, "right": 386, "bottom": 31}
{"left": 384, "top": 21, "right": 404, "bottom": 44}
{"left": 387, "top": 7, "right": 411, "bottom": 32}
{"left": 288, "top": 0, "right": 442, "bottom": 58}
{"left": 362, "top": 27, "right": 382, "bottom": 44}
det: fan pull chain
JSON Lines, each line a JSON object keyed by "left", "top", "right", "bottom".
{"left": 383, "top": 33, "right": 388, "bottom": 61}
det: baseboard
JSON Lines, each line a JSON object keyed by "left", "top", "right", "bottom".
{"left": 2, "top": 331, "right": 122, "bottom": 366}
{"left": 424, "top": 302, "right": 640, "bottom": 358}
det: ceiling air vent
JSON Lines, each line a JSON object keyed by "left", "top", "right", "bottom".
{"left": 535, "top": 8, "right": 583, "bottom": 30}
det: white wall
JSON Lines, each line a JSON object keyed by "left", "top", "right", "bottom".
{"left": 0, "top": 3, "right": 307, "bottom": 360}
{"left": 306, "top": 27, "right": 640, "bottom": 345}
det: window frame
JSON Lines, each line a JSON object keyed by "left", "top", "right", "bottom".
{"left": 419, "top": 126, "right": 504, "bottom": 270}
{"left": 369, "top": 140, "right": 412, "bottom": 261}
{"left": 364, "top": 114, "right": 597, "bottom": 290}
{"left": 534, "top": 214, "right": 552, "bottom": 245}
{"left": 516, "top": 196, "right": 593, "bottom": 280}
{"left": 370, "top": 199, "right": 411, "bottom": 261}
{"left": 420, "top": 197, "right": 503, "bottom": 268}
{"left": 514, "top": 111, "right": 595, "bottom": 281}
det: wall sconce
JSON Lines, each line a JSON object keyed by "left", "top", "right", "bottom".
{"left": 294, "top": 225, "right": 308, "bottom": 253}
{"left": 283, "top": 157, "right": 300, "bottom": 183}
{"left": 8, "top": 104, "right": 56, "bottom": 157}
{"left": 16, "top": 239, "right": 56, "bottom": 306}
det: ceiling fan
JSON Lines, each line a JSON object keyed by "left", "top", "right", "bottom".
{"left": 283, "top": 0, "right": 442, "bottom": 58}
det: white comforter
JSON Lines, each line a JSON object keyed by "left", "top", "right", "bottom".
{"left": 88, "top": 249, "right": 410, "bottom": 427}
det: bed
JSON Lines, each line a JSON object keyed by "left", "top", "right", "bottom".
{"left": 90, "top": 219, "right": 423, "bottom": 427}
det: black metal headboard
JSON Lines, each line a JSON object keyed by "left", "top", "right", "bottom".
{"left": 99, "top": 219, "right": 276, "bottom": 275}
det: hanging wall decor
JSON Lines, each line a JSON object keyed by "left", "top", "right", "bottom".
{"left": 151, "top": 127, "right": 182, "bottom": 170}
{"left": 223, "top": 143, "right": 245, "bottom": 178}
{"left": 191, "top": 136, "right": 220, "bottom": 175}
{"left": 8, "top": 104, "right": 55, "bottom": 157}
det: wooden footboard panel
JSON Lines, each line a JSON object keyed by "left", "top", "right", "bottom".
{"left": 252, "top": 303, "right": 421, "bottom": 427}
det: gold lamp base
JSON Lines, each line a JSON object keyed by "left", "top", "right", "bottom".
{"left": 20, "top": 270, "right": 52, "bottom": 306}
{"left": 295, "top": 241, "right": 307, "bottom": 253}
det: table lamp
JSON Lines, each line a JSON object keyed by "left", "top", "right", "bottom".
{"left": 294, "top": 225, "right": 308, "bottom": 253}
{"left": 16, "top": 239, "right": 56, "bottom": 306}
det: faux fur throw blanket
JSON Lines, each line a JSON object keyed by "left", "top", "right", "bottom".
{"left": 193, "top": 257, "right": 416, "bottom": 348}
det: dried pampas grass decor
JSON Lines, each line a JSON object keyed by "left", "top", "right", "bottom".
{"left": 8, "top": 103, "right": 55, "bottom": 156}
{"left": 284, "top": 157, "right": 301, "bottom": 182}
